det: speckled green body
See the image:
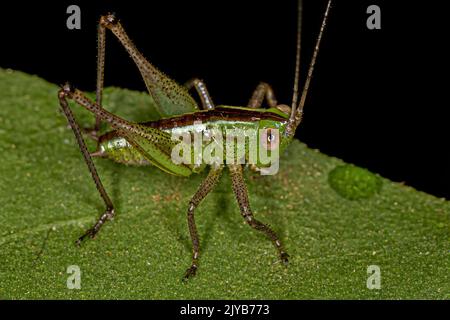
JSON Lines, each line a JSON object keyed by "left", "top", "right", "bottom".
{"left": 97, "top": 106, "right": 291, "bottom": 176}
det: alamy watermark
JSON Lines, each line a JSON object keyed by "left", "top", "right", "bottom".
{"left": 66, "top": 265, "right": 81, "bottom": 289}
{"left": 66, "top": 5, "right": 81, "bottom": 30}
{"left": 366, "top": 5, "right": 381, "bottom": 30}
{"left": 366, "top": 265, "right": 381, "bottom": 290}
{"left": 171, "top": 121, "right": 280, "bottom": 175}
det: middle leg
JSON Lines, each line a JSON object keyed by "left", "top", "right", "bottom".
{"left": 184, "top": 165, "right": 224, "bottom": 280}
{"left": 184, "top": 78, "right": 215, "bottom": 110}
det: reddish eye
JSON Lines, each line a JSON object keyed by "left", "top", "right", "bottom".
{"left": 261, "top": 128, "right": 279, "bottom": 151}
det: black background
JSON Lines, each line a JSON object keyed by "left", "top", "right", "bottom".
{"left": 0, "top": 299, "right": 443, "bottom": 318}
{"left": 1, "top": 0, "right": 449, "bottom": 199}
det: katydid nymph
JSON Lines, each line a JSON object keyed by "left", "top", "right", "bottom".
{"left": 58, "top": 0, "right": 332, "bottom": 279}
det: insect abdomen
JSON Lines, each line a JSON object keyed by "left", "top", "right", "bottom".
{"left": 97, "top": 133, "right": 150, "bottom": 166}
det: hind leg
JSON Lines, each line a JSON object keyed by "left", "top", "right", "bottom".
{"left": 58, "top": 87, "right": 116, "bottom": 244}
{"left": 82, "top": 17, "right": 107, "bottom": 140}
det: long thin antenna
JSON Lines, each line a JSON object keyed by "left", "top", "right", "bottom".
{"left": 297, "top": 0, "right": 332, "bottom": 115}
{"left": 290, "top": 0, "right": 303, "bottom": 118}
{"left": 286, "top": 0, "right": 332, "bottom": 137}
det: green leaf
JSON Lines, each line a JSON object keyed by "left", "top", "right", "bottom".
{"left": 0, "top": 68, "right": 448, "bottom": 299}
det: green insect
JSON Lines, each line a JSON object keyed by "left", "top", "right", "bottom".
{"left": 58, "top": 0, "right": 332, "bottom": 279}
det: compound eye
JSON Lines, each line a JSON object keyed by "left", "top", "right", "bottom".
{"left": 262, "top": 128, "right": 279, "bottom": 151}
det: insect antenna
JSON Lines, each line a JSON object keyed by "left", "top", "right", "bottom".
{"left": 290, "top": 0, "right": 303, "bottom": 119}
{"left": 286, "top": 0, "right": 332, "bottom": 138}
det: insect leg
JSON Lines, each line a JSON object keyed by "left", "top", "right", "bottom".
{"left": 81, "top": 21, "right": 106, "bottom": 140}
{"left": 59, "top": 84, "right": 136, "bottom": 133}
{"left": 98, "top": 14, "right": 199, "bottom": 117}
{"left": 92, "top": 17, "right": 107, "bottom": 135}
{"left": 184, "top": 165, "right": 224, "bottom": 280}
{"left": 228, "top": 164, "right": 289, "bottom": 264}
{"left": 247, "top": 82, "right": 278, "bottom": 109}
{"left": 184, "top": 78, "right": 215, "bottom": 110}
{"left": 58, "top": 87, "right": 115, "bottom": 245}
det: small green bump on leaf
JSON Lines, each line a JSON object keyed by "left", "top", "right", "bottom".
{"left": 328, "top": 164, "right": 382, "bottom": 200}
